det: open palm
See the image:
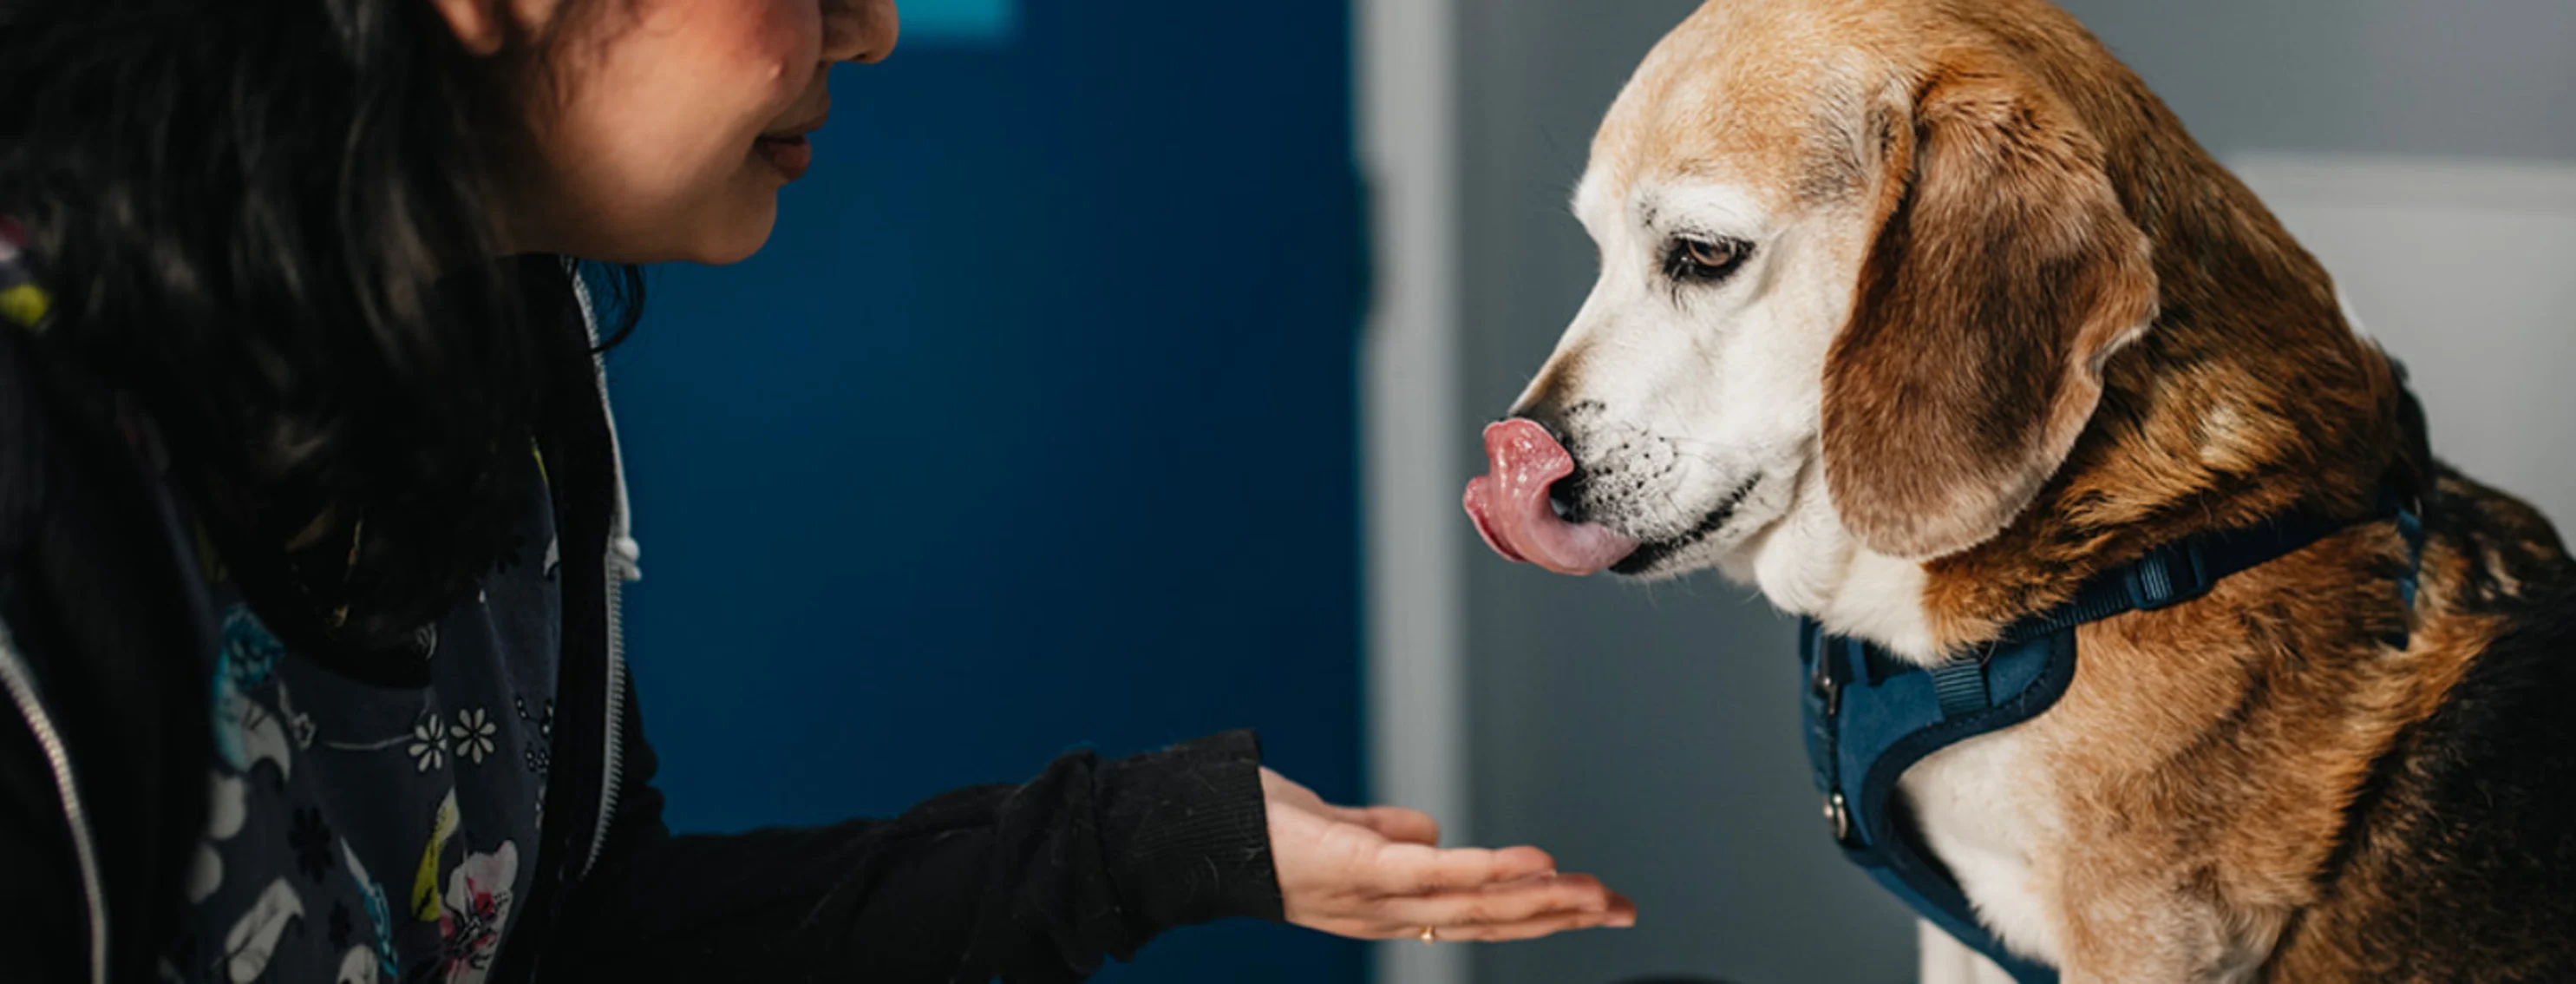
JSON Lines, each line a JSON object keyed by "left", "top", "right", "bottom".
{"left": 1261, "top": 767, "right": 1636, "bottom": 941}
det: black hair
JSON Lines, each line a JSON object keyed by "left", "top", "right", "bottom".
{"left": 0, "top": 0, "right": 644, "bottom": 659}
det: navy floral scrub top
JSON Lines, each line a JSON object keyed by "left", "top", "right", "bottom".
{"left": 174, "top": 445, "right": 561, "bottom": 984}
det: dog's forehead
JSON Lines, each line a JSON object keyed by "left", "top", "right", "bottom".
{"left": 1585, "top": 0, "right": 1897, "bottom": 213}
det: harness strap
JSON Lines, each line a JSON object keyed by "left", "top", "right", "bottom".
{"left": 1799, "top": 484, "right": 2424, "bottom": 982}
{"left": 1997, "top": 485, "right": 2418, "bottom": 646}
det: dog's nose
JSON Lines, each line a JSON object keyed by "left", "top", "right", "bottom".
{"left": 1545, "top": 462, "right": 1585, "bottom": 521}
{"left": 1509, "top": 404, "right": 1587, "bottom": 518}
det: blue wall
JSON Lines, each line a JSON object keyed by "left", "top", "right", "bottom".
{"left": 607, "top": 3, "right": 1365, "bottom": 982}
{"left": 899, "top": 0, "right": 1017, "bottom": 41}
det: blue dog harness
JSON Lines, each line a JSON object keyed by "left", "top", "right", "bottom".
{"left": 1797, "top": 488, "right": 2425, "bottom": 982}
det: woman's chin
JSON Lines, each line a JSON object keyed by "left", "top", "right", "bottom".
{"left": 683, "top": 202, "right": 780, "bottom": 266}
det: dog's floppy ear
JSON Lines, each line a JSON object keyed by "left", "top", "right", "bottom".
{"left": 1821, "top": 62, "right": 2158, "bottom": 559}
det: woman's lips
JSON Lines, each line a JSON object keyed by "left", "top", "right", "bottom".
{"left": 755, "top": 134, "right": 813, "bottom": 180}
{"left": 755, "top": 115, "right": 826, "bottom": 181}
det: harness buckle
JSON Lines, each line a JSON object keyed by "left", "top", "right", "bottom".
{"left": 1809, "top": 634, "right": 1846, "bottom": 718}
{"left": 2125, "top": 540, "right": 2213, "bottom": 611}
{"left": 1824, "top": 790, "right": 1854, "bottom": 846}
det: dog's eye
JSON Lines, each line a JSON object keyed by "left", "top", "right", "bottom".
{"left": 1665, "top": 236, "right": 1753, "bottom": 283}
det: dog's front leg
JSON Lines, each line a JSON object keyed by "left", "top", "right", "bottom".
{"left": 2051, "top": 878, "right": 2279, "bottom": 984}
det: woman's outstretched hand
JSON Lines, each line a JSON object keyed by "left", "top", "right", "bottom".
{"left": 1261, "top": 767, "right": 1636, "bottom": 941}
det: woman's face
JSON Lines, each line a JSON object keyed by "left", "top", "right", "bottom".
{"left": 440, "top": 0, "right": 899, "bottom": 264}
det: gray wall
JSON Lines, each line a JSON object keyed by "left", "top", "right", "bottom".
{"left": 1443, "top": 3, "right": 2576, "bottom": 984}
{"left": 2056, "top": 0, "right": 2576, "bottom": 163}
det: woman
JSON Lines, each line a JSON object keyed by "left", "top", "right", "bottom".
{"left": 0, "top": 0, "right": 1633, "bottom": 981}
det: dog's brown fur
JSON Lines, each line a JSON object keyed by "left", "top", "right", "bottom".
{"left": 1598, "top": 1, "right": 2576, "bottom": 978}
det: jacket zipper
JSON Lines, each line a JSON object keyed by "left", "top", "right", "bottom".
{"left": 0, "top": 621, "right": 108, "bottom": 984}
{"left": 583, "top": 565, "right": 627, "bottom": 877}
{"left": 568, "top": 259, "right": 634, "bottom": 880}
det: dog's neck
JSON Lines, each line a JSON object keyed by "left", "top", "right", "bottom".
{"left": 1742, "top": 464, "right": 1949, "bottom": 660}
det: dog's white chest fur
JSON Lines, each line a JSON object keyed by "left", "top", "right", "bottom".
{"left": 1903, "top": 729, "right": 2065, "bottom": 965}
{"left": 1743, "top": 487, "right": 2065, "bottom": 969}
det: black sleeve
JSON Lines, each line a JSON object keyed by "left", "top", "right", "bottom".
{"left": 541, "top": 681, "right": 1285, "bottom": 983}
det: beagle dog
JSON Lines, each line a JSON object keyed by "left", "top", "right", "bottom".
{"left": 1461, "top": 1, "right": 2576, "bottom": 981}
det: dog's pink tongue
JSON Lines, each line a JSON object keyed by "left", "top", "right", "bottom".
{"left": 1462, "top": 419, "right": 1639, "bottom": 575}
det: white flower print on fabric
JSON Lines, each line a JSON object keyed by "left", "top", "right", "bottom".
{"left": 450, "top": 708, "right": 497, "bottom": 766}
{"left": 407, "top": 712, "right": 447, "bottom": 773}
{"left": 228, "top": 697, "right": 293, "bottom": 780}
{"left": 188, "top": 772, "right": 252, "bottom": 903}
{"left": 513, "top": 698, "right": 553, "bottom": 743}
{"left": 220, "top": 877, "right": 304, "bottom": 983}
{"left": 514, "top": 697, "right": 555, "bottom": 781}
{"left": 437, "top": 842, "right": 519, "bottom": 984}
{"left": 334, "top": 945, "right": 380, "bottom": 984}
{"left": 278, "top": 680, "right": 317, "bottom": 751}
{"left": 206, "top": 774, "right": 248, "bottom": 839}
{"left": 187, "top": 844, "right": 225, "bottom": 906}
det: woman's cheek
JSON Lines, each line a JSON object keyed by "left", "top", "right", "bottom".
{"left": 721, "top": 0, "right": 826, "bottom": 104}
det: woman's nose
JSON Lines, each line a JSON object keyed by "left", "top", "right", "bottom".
{"left": 822, "top": 0, "right": 899, "bottom": 64}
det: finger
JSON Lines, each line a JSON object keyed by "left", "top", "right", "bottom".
{"left": 1366, "top": 843, "right": 1557, "bottom": 895}
{"left": 1300, "top": 891, "right": 1634, "bottom": 942}
{"left": 1341, "top": 805, "right": 1440, "bottom": 846}
{"left": 1369, "top": 873, "right": 1615, "bottom": 928}
{"left": 1425, "top": 897, "right": 1637, "bottom": 943}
